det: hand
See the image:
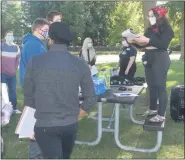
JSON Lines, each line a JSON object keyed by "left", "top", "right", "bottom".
{"left": 125, "top": 69, "right": 129, "bottom": 75}
{"left": 127, "top": 38, "right": 134, "bottom": 43}
{"left": 48, "top": 39, "right": 54, "bottom": 46}
{"left": 78, "top": 108, "right": 88, "bottom": 118}
{"left": 29, "top": 136, "right": 36, "bottom": 140}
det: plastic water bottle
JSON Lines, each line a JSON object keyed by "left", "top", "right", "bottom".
{"left": 104, "top": 69, "right": 111, "bottom": 89}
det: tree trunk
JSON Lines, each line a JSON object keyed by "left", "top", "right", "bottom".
{"left": 142, "top": 1, "right": 156, "bottom": 30}
{"left": 180, "top": 8, "right": 184, "bottom": 60}
{"left": 142, "top": 2, "right": 156, "bottom": 106}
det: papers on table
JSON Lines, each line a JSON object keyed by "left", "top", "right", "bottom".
{"left": 113, "top": 92, "right": 138, "bottom": 97}
{"left": 91, "top": 65, "right": 98, "bottom": 76}
{"left": 15, "top": 106, "right": 36, "bottom": 138}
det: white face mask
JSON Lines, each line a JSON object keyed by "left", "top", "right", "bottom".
{"left": 87, "top": 43, "right": 93, "bottom": 49}
{"left": 149, "top": 17, "right": 156, "bottom": 25}
{"left": 122, "top": 40, "right": 128, "bottom": 47}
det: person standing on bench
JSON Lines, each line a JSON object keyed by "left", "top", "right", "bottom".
{"left": 23, "top": 22, "right": 97, "bottom": 159}
{"left": 128, "top": 7, "right": 174, "bottom": 122}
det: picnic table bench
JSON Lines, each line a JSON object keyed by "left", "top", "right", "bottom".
{"left": 76, "top": 84, "right": 165, "bottom": 153}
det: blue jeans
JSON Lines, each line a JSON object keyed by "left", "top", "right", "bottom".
{"left": 1, "top": 73, "right": 17, "bottom": 110}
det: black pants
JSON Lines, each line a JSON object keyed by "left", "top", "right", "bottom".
{"left": 34, "top": 123, "right": 78, "bottom": 159}
{"left": 119, "top": 63, "right": 136, "bottom": 81}
{"left": 144, "top": 50, "right": 170, "bottom": 116}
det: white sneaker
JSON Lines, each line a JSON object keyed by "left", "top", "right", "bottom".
{"left": 149, "top": 115, "right": 166, "bottom": 122}
{"left": 14, "top": 109, "right": 22, "bottom": 114}
{"left": 142, "top": 109, "right": 157, "bottom": 116}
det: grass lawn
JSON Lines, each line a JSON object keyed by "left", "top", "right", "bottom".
{"left": 72, "top": 51, "right": 180, "bottom": 55}
{"left": 2, "top": 60, "right": 184, "bottom": 159}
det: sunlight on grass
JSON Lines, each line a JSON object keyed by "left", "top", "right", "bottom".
{"left": 168, "top": 69, "right": 176, "bottom": 76}
{"left": 167, "top": 81, "right": 178, "bottom": 87}
{"left": 116, "top": 151, "right": 133, "bottom": 158}
{"left": 158, "top": 145, "right": 184, "bottom": 158}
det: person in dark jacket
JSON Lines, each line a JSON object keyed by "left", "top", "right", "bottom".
{"left": 23, "top": 22, "right": 97, "bottom": 159}
{"left": 129, "top": 7, "right": 174, "bottom": 122}
{"left": 19, "top": 18, "right": 49, "bottom": 159}
{"left": 119, "top": 31, "right": 137, "bottom": 81}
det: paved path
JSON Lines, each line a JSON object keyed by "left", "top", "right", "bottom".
{"left": 96, "top": 53, "right": 181, "bottom": 64}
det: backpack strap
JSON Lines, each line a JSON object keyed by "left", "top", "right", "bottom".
{"left": 87, "top": 49, "right": 90, "bottom": 64}
{"left": 79, "top": 49, "right": 82, "bottom": 57}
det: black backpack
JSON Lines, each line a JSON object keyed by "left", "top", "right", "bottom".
{"left": 170, "top": 85, "right": 184, "bottom": 121}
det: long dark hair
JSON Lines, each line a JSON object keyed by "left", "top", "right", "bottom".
{"left": 146, "top": 9, "right": 172, "bottom": 36}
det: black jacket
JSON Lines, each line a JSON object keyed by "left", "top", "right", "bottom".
{"left": 23, "top": 44, "right": 97, "bottom": 127}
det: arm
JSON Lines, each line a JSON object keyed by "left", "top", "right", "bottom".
{"left": 20, "top": 43, "right": 46, "bottom": 87}
{"left": 132, "top": 27, "right": 174, "bottom": 49}
{"left": 79, "top": 64, "right": 97, "bottom": 118}
{"left": 125, "top": 56, "right": 135, "bottom": 73}
{"left": 23, "top": 59, "right": 35, "bottom": 108}
{"left": 131, "top": 43, "right": 146, "bottom": 49}
{"left": 15, "top": 45, "right": 20, "bottom": 69}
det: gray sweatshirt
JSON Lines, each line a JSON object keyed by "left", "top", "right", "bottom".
{"left": 23, "top": 44, "right": 97, "bottom": 127}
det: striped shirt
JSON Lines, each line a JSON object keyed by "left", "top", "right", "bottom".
{"left": 1, "top": 42, "right": 20, "bottom": 76}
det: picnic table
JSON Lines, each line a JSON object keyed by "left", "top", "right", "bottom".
{"left": 76, "top": 84, "right": 165, "bottom": 153}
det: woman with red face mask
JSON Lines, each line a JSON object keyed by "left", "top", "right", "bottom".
{"left": 129, "top": 7, "right": 174, "bottom": 122}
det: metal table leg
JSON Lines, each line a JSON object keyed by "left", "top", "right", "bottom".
{"left": 114, "top": 103, "right": 163, "bottom": 153}
{"left": 107, "top": 105, "right": 116, "bottom": 129}
{"left": 129, "top": 104, "right": 145, "bottom": 125}
{"left": 75, "top": 102, "right": 103, "bottom": 146}
{"left": 89, "top": 104, "right": 115, "bottom": 122}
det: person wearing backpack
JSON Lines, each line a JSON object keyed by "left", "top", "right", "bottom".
{"left": 79, "top": 37, "right": 96, "bottom": 68}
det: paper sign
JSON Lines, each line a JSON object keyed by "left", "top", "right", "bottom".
{"left": 15, "top": 106, "right": 36, "bottom": 138}
{"left": 114, "top": 92, "right": 138, "bottom": 97}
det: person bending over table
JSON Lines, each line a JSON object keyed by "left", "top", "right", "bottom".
{"left": 128, "top": 7, "right": 174, "bottom": 122}
{"left": 118, "top": 34, "right": 137, "bottom": 81}
{"left": 23, "top": 22, "right": 97, "bottom": 159}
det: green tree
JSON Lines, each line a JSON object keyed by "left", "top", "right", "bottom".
{"left": 1, "top": 1, "right": 24, "bottom": 38}
{"left": 165, "top": 2, "right": 184, "bottom": 59}
{"left": 108, "top": 1, "right": 144, "bottom": 45}
{"left": 21, "top": 1, "right": 115, "bottom": 46}
{"left": 82, "top": 1, "right": 116, "bottom": 45}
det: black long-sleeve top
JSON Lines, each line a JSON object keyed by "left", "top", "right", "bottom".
{"left": 133, "top": 24, "right": 174, "bottom": 50}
